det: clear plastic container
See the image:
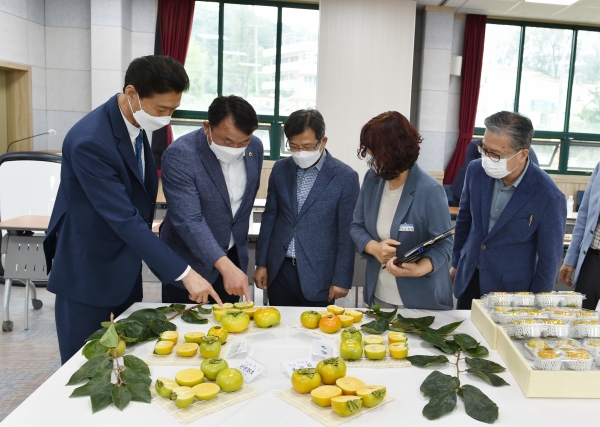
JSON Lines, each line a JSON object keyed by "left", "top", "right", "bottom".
{"left": 558, "top": 291, "right": 585, "bottom": 309}
{"left": 574, "top": 321, "right": 600, "bottom": 339}
{"left": 510, "top": 320, "right": 545, "bottom": 339}
{"left": 549, "top": 309, "right": 578, "bottom": 324}
{"left": 533, "top": 348, "right": 562, "bottom": 371}
{"left": 535, "top": 292, "right": 563, "bottom": 308}
{"left": 511, "top": 292, "right": 536, "bottom": 307}
{"left": 563, "top": 349, "right": 593, "bottom": 371}
{"left": 489, "top": 306, "right": 512, "bottom": 323}
{"left": 583, "top": 338, "right": 600, "bottom": 357}
{"left": 541, "top": 319, "right": 570, "bottom": 338}
{"left": 576, "top": 309, "right": 600, "bottom": 322}
{"left": 483, "top": 292, "right": 512, "bottom": 308}
{"left": 550, "top": 339, "right": 582, "bottom": 352}
{"left": 498, "top": 310, "right": 527, "bottom": 325}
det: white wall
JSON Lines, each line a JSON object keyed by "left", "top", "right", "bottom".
{"left": 0, "top": 0, "right": 157, "bottom": 151}
{"left": 316, "top": 0, "right": 416, "bottom": 181}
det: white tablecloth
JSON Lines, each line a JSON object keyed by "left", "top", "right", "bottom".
{"left": 3, "top": 304, "right": 598, "bottom": 426}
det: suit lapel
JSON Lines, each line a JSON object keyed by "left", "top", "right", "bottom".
{"left": 287, "top": 158, "right": 299, "bottom": 216}
{"left": 109, "top": 95, "right": 147, "bottom": 192}
{"left": 234, "top": 143, "right": 258, "bottom": 221}
{"left": 484, "top": 165, "right": 537, "bottom": 241}
{"left": 198, "top": 134, "right": 232, "bottom": 213}
{"left": 368, "top": 176, "right": 386, "bottom": 241}
{"left": 480, "top": 175, "right": 495, "bottom": 239}
{"left": 297, "top": 154, "right": 337, "bottom": 221}
{"left": 390, "top": 166, "right": 418, "bottom": 237}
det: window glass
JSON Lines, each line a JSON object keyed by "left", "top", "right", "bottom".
{"left": 519, "top": 27, "right": 573, "bottom": 132}
{"left": 475, "top": 24, "right": 521, "bottom": 128}
{"left": 569, "top": 31, "right": 600, "bottom": 134}
{"left": 279, "top": 8, "right": 319, "bottom": 116}
{"left": 180, "top": 1, "right": 219, "bottom": 111}
{"left": 530, "top": 139, "right": 561, "bottom": 170}
{"left": 567, "top": 141, "right": 600, "bottom": 172}
{"left": 223, "top": 4, "right": 277, "bottom": 115}
{"left": 171, "top": 124, "right": 202, "bottom": 141}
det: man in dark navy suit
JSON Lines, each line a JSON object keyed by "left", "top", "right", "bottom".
{"left": 44, "top": 56, "right": 222, "bottom": 364}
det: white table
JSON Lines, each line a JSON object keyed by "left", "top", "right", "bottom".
{"left": 3, "top": 305, "right": 598, "bottom": 426}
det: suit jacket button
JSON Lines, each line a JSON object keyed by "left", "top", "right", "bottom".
{"left": 294, "top": 227, "right": 299, "bottom": 232}
{"left": 471, "top": 264, "right": 476, "bottom": 270}
{"left": 284, "top": 246, "right": 288, "bottom": 250}
{"left": 481, "top": 245, "right": 486, "bottom": 250}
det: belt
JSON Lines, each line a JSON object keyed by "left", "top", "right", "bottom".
{"left": 285, "top": 257, "right": 297, "bottom": 266}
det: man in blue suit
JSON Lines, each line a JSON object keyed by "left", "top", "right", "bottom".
{"left": 253, "top": 109, "right": 359, "bottom": 306}
{"left": 451, "top": 111, "right": 567, "bottom": 309}
{"left": 160, "top": 96, "right": 262, "bottom": 304}
{"left": 44, "top": 56, "right": 221, "bottom": 364}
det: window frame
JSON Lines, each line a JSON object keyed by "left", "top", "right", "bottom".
{"left": 475, "top": 19, "right": 600, "bottom": 175}
{"left": 172, "top": 0, "right": 319, "bottom": 160}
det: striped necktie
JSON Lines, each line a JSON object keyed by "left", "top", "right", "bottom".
{"left": 135, "top": 130, "right": 144, "bottom": 180}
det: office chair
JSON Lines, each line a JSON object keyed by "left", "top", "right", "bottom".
{"left": 0, "top": 152, "right": 61, "bottom": 331}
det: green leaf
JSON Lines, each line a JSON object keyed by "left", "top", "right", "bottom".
{"left": 127, "top": 308, "right": 166, "bottom": 325}
{"left": 453, "top": 333, "right": 479, "bottom": 350}
{"left": 90, "top": 383, "right": 114, "bottom": 413}
{"left": 423, "top": 389, "right": 457, "bottom": 420}
{"left": 181, "top": 310, "right": 209, "bottom": 324}
{"left": 156, "top": 306, "right": 173, "bottom": 314}
{"left": 126, "top": 382, "right": 152, "bottom": 403}
{"left": 431, "top": 321, "right": 463, "bottom": 335}
{"left": 101, "top": 321, "right": 112, "bottom": 328}
{"left": 150, "top": 318, "right": 177, "bottom": 335}
{"left": 99, "top": 325, "right": 119, "bottom": 348}
{"left": 420, "top": 371, "right": 460, "bottom": 398}
{"left": 464, "top": 345, "right": 489, "bottom": 357}
{"left": 445, "top": 340, "right": 461, "bottom": 354}
{"left": 82, "top": 340, "right": 110, "bottom": 360}
{"left": 469, "top": 371, "right": 510, "bottom": 387}
{"left": 369, "top": 304, "right": 381, "bottom": 313}
{"left": 171, "top": 303, "right": 187, "bottom": 312}
{"left": 120, "top": 336, "right": 138, "bottom": 343}
{"left": 111, "top": 384, "right": 131, "bottom": 411}
{"left": 197, "top": 305, "right": 213, "bottom": 315}
{"left": 70, "top": 368, "right": 113, "bottom": 397}
{"left": 420, "top": 331, "right": 455, "bottom": 354}
{"left": 465, "top": 357, "right": 506, "bottom": 373}
{"left": 123, "top": 355, "right": 150, "bottom": 375}
{"left": 397, "top": 313, "right": 435, "bottom": 327}
{"left": 66, "top": 355, "right": 111, "bottom": 386}
{"left": 121, "top": 368, "right": 152, "bottom": 386}
{"left": 85, "top": 328, "right": 108, "bottom": 342}
{"left": 458, "top": 385, "right": 499, "bottom": 424}
{"left": 360, "top": 317, "right": 389, "bottom": 335}
{"left": 118, "top": 319, "right": 145, "bottom": 340}
{"left": 406, "top": 355, "right": 449, "bottom": 368}
{"left": 377, "top": 308, "right": 398, "bottom": 321}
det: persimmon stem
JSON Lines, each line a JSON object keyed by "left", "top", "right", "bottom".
{"left": 456, "top": 349, "right": 462, "bottom": 379}
{"left": 167, "top": 304, "right": 202, "bottom": 321}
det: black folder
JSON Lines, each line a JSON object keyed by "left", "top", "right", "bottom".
{"left": 390, "top": 227, "right": 455, "bottom": 266}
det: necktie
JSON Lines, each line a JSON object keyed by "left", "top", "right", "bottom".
{"left": 135, "top": 130, "right": 144, "bottom": 181}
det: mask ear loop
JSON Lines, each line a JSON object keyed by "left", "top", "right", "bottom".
{"left": 506, "top": 149, "right": 523, "bottom": 174}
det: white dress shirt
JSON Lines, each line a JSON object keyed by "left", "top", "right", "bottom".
{"left": 119, "top": 105, "right": 190, "bottom": 281}
{"left": 218, "top": 152, "right": 247, "bottom": 249}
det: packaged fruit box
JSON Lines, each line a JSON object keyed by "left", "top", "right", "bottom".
{"left": 495, "top": 327, "right": 600, "bottom": 398}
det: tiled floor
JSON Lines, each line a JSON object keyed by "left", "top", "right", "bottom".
{"left": 0, "top": 281, "right": 364, "bottom": 422}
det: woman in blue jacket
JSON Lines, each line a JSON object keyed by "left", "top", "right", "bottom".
{"left": 350, "top": 111, "right": 453, "bottom": 310}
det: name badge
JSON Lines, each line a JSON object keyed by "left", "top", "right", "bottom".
{"left": 399, "top": 224, "right": 414, "bottom": 232}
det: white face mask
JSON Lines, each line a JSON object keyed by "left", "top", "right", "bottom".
{"left": 128, "top": 92, "right": 171, "bottom": 132}
{"left": 208, "top": 127, "right": 246, "bottom": 164}
{"left": 291, "top": 146, "right": 323, "bottom": 169}
{"left": 481, "top": 150, "right": 522, "bottom": 179}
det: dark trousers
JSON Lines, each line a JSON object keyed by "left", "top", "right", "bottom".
{"left": 267, "top": 258, "right": 330, "bottom": 307}
{"left": 457, "top": 269, "right": 480, "bottom": 310}
{"left": 577, "top": 248, "right": 600, "bottom": 310}
{"left": 55, "top": 277, "right": 143, "bottom": 365}
{"left": 162, "top": 246, "right": 241, "bottom": 305}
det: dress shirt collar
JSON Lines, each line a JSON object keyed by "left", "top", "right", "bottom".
{"left": 119, "top": 102, "right": 143, "bottom": 143}
{"left": 510, "top": 157, "right": 529, "bottom": 188}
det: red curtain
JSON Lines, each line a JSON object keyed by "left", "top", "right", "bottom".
{"left": 155, "top": 0, "right": 195, "bottom": 177}
{"left": 443, "top": 14, "right": 487, "bottom": 185}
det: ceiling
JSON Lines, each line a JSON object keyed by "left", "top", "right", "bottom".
{"left": 417, "top": 0, "right": 600, "bottom": 25}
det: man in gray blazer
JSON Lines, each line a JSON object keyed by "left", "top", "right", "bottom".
{"left": 160, "top": 96, "right": 263, "bottom": 304}
{"left": 253, "top": 110, "right": 360, "bottom": 306}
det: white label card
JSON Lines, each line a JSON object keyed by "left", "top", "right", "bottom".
{"left": 237, "top": 357, "right": 266, "bottom": 383}
{"left": 281, "top": 357, "right": 316, "bottom": 377}
{"left": 312, "top": 340, "right": 333, "bottom": 359}
{"left": 399, "top": 224, "right": 414, "bottom": 232}
{"left": 227, "top": 338, "right": 251, "bottom": 358}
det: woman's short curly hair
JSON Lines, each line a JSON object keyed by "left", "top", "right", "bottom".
{"left": 357, "top": 111, "right": 422, "bottom": 181}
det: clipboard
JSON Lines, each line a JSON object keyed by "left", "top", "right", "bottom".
{"left": 389, "top": 228, "right": 455, "bottom": 267}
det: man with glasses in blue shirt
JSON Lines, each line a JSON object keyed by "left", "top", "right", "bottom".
{"left": 253, "top": 109, "right": 360, "bottom": 306}
{"left": 451, "top": 111, "right": 566, "bottom": 309}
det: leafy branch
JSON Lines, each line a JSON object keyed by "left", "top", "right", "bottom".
{"left": 361, "top": 306, "right": 509, "bottom": 423}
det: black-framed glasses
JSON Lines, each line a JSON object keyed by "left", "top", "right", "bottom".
{"left": 285, "top": 139, "right": 322, "bottom": 153}
{"left": 477, "top": 143, "right": 522, "bottom": 162}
